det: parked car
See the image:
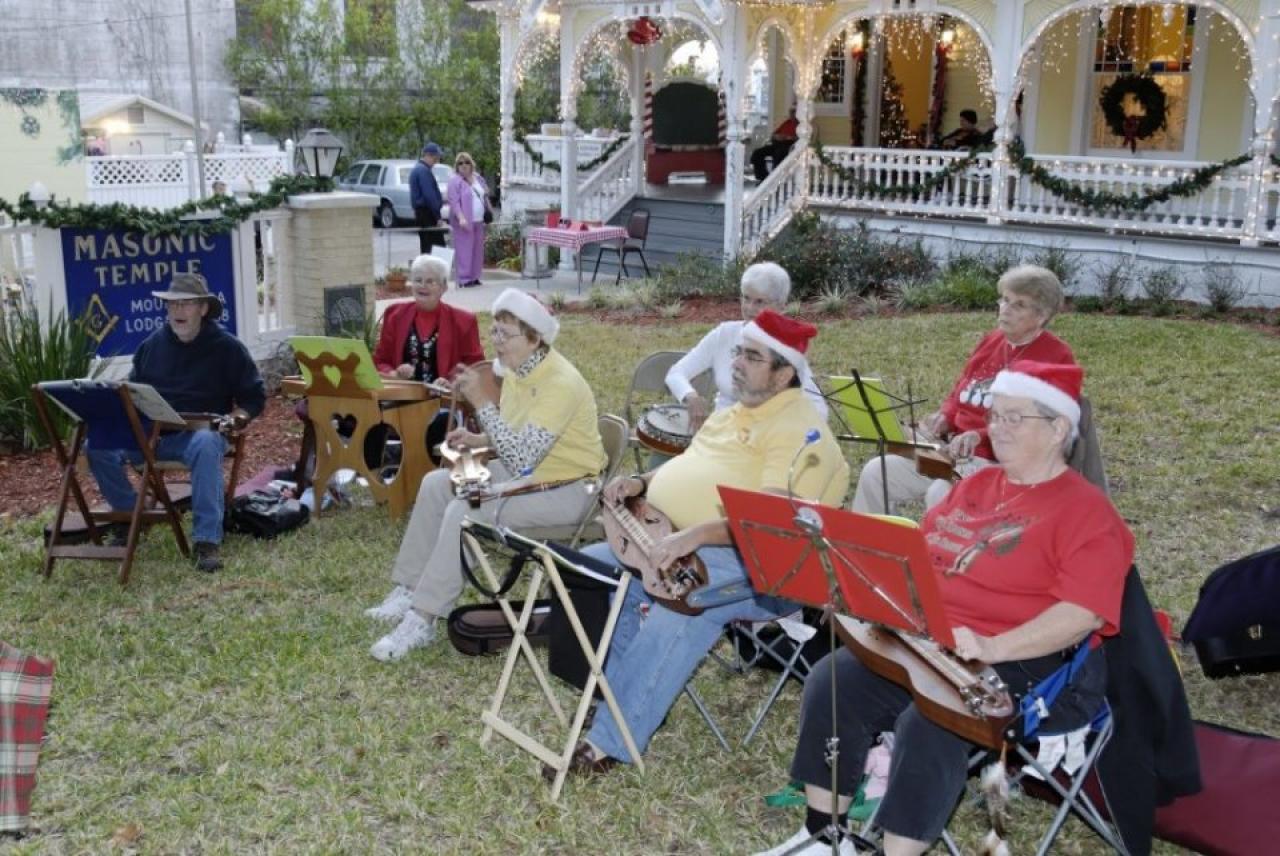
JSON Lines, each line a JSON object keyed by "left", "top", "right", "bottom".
{"left": 336, "top": 159, "right": 453, "bottom": 228}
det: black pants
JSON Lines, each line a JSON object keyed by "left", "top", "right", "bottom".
{"left": 750, "top": 140, "right": 797, "bottom": 180}
{"left": 415, "top": 208, "right": 445, "bottom": 254}
{"left": 790, "top": 646, "right": 1105, "bottom": 843}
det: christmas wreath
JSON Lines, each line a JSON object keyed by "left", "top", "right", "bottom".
{"left": 1099, "top": 74, "right": 1167, "bottom": 153}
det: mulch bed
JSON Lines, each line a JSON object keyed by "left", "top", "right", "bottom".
{"left": 0, "top": 396, "right": 303, "bottom": 523}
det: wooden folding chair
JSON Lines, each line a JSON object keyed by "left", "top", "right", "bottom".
{"left": 461, "top": 521, "right": 644, "bottom": 800}
{"left": 32, "top": 381, "right": 191, "bottom": 585}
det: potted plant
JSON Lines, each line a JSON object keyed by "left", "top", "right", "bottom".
{"left": 384, "top": 265, "right": 409, "bottom": 292}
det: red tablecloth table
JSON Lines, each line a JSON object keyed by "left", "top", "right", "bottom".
{"left": 524, "top": 225, "right": 629, "bottom": 292}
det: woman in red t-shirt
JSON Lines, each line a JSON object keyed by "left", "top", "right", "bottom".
{"left": 851, "top": 264, "right": 1076, "bottom": 516}
{"left": 757, "top": 361, "right": 1134, "bottom": 856}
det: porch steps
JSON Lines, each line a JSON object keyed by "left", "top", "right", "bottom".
{"left": 583, "top": 194, "right": 725, "bottom": 283}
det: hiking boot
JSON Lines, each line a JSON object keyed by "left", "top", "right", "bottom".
{"left": 370, "top": 609, "right": 436, "bottom": 662}
{"left": 193, "top": 541, "right": 223, "bottom": 573}
{"left": 365, "top": 585, "right": 415, "bottom": 623}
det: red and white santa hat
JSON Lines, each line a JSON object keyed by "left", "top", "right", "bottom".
{"left": 742, "top": 309, "right": 818, "bottom": 380}
{"left": 989, "top": 359, "right": 1083, "bottom": 431}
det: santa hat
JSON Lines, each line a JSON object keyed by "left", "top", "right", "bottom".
{"left": 989, "top": 360, "right": 1083, "bottom": 432}
{"left": 491, "top": 288, "right": 559, "bottom": 345}
{"left": 742, "top": 309, "right": 817, "bottom": 378}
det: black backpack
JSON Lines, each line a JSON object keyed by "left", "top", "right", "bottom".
{"left": 225, "top": 488, "right": 310, "bottom": 539}
{"left": 1182, "top": 545, "right": 1280, "bottom": 678}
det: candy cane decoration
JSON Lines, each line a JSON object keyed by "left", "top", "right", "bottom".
{"left": 643, "top": 72, "right": 654, "bottom": 143}
{"left": 717, "top": 88, "right": 727, "bottom": 148}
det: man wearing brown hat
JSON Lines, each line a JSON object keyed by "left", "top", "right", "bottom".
{"left": 86, "top": 272, "right": 265, "bottom": 572}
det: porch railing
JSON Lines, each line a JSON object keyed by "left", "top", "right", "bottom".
{"left": 1002, "top": 155, "right": 1254, "bottom": 239}
{"left": 741, "top": 146, "right": 807, "bottom": 258}
{"left": 508, "top": 134, "right": 625, "bottom": 188}
{"left": 576, "top": 136, "right": 640, "bottom": 225}
{"left": 1257, "top": 163, "right": 1280, "bottom": 245}
{"left": 807, "top": 147, "right": 994, "bottom": 218}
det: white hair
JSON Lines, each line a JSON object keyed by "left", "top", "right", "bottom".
{"left": 409, "top": 254, "right": 450, "bottom": 286}
{"left": 740, "top": 262, "right": 791, "bottom": 304}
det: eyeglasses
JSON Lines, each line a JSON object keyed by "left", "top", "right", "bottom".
{"left": 490, "top": 325, "right": 520, "bottom": 342}
{"left": 986, "top": 410, "right": 1056, "bottom": 427}
{"left": 166, "top": 298, "right": 201, "bottom": 309}
{"left": 730, "top": 345, "right": 770, "bottom": 365}
{"left": 997, "top": 295, "right": 1037, "bottom": 313}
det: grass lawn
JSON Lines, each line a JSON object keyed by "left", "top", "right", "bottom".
{"left": 2, "top": 311, "right": 1277, "bottom": 854}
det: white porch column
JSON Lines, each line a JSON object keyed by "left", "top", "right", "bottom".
{"left": 629, "top": 46, "right": 646, "bottom": 195}
{"left": 986, "top": 0, "right": 1024, "bottom": 225}
{"left": 722, "top": 6, "right": 748, "bottom": 259}
{"left": 1242, "top": 0, "right": 1280, "bottom": 245}
{"left": 558, "top": 9, "right": 578, "bottom": 271}
{"left": 498, "top": 7, "right": 521, "bottom": 213}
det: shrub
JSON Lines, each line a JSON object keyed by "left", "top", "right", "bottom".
{"left": 891, "top": 278, "right": 945, "bottom": 310}
{"left": 935, "top": 267, "right": 999, "bottom": 310}
{"left": 585, "top": 287, "right": 610, "bottom": 309}
{"left": 658, "top": 300, "right": 684, "bottom": 319}
{"left": 648, "top": 252, "right": 737, "bottom": 303}
{"left": 758, "top": 216, "right": 935, "bottom": 300}
{"left": 546, "top": 291, "right": 569, "bottom": 311}
{"left": 1141, "top": 265, "right": 1186, "bottom": 313}
{"left": 813, "top": 285, "right": 850, "bottom": 315}
{"left": 1093, "top": 256, "right": 1131, "bottom": 309}
{"left": 0, "top": 301, "right": 102, "bottom": 450}
{"left": 483, "top": 222, "right": 522, "bottom": 266}
{"left": 1028, "top": 242, "right": 1081, "bottom": 293}
{"left": 1202, "top": 263, "right": 1249, "bottom": 314}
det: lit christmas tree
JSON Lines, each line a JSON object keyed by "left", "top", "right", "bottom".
{"left": 878, "top": 59, "right": 911, "bottom": 148}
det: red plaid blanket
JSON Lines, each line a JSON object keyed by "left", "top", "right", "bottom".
{"left": 1, "top": 642, "right": 55, "bottom": 833}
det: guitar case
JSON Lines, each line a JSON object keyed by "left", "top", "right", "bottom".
{"left": 1182, "top": 545, "right": 1280, "bottom": 678}
{"left": 446, "top": 600, "right": 552, "bottom": 656}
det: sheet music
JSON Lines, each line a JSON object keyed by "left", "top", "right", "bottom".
{"left": 121, "top": 382, "right": 186, "bottom": 424}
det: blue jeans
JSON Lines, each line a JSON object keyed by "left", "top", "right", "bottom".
{"left": 86, "top": 430, "right": 228, "bottom": 544}
{"left": 583, "top": 543, "right": 790, "bottom": 763}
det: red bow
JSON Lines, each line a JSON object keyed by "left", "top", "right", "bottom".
{"left": 1122, "top": 115, "right": 1141, "bottom": 153}
{"left": 627, "top": 16, "right": 662, "bottom": 45}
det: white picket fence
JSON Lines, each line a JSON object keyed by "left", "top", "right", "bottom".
{"left": 86, "top": 146, "right": 294, "bottom": 209}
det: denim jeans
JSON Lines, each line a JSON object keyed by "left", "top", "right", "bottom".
{"left": 582, "top": 542, "right": 790, "bottom": 763}
{"left": 86, "top": 429, "right": 228, "bottom": 544}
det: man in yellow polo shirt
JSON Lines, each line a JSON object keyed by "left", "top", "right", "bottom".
{"left": 559, "top": 310, "right": 849, "bottom": 775}
{"left": 365, "top": 289, "right": 606, "bottom": 662}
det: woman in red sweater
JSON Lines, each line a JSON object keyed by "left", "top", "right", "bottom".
{"left": 851, "top": 264, "right": 1076, "bottom": 514}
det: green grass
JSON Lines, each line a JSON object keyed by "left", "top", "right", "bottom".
{"left": 2, "top": 312, "right": 1278, "bottom": 853}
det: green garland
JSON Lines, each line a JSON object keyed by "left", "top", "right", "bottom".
{"left": 0, "top": 173, "right": 332, "bottom": 236}
{"left": 1008, "top": 138, "right": 1250, "bottom": 213}
{"left": 1099, "top": 74, "right": 1167, "bottom": 146}
{"left": 812, "top": 141, "right": 991, "bottom": 199}
{"left": 515, "top": 133, "right": 629, "bottom": 174}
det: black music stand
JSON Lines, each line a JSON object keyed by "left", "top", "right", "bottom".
{"left": 822, "top": 370, "right": 935, "bottom": 515}
{"left": 719, "top": 486, "right": 956, "bottom": 855}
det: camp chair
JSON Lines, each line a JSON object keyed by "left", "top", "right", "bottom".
{"left": 623, "top": 350, "right": 714, "bottom": 470}
{"left": 33, "top": 381, "right": 195, "bottom": 584}
{"left": 517, "top": 413, "right": 629, "bottom": 548}
{"left": 685, "top": 611, "right": 819, "bottom": 750}
{"left": 461, "top": 521, "right": 642, "bottom": 801}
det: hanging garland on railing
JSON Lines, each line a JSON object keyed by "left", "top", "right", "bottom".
{"left": 1007, "top": 138, "right": 1250, "bottom": 213}
{"left": 515, "top": 133, "right": 629, "bottom": 175}
{"left": 811, "top": 141, "right": 991, "bottom": 199}
{"left": 0, "top": 173, "right": 332, "bottom": 236}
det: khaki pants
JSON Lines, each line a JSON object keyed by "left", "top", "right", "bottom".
{"left": 850, "top": 454, "right": 954, "bottom": 515}
{"left": 391, "top": 462, "right": 597, "bottom": 618}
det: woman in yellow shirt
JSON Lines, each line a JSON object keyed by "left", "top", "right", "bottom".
{"left": 366, "top": 289, "right": 605, "bottom": 662}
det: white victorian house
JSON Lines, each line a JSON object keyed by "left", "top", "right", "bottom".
{"left": 473, "top": 0, "right": 1280, "bottom": 291}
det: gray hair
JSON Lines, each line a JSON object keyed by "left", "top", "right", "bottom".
{"left": 1032, "top": 399, "right": 1079, "bottom": 456}
{"left": 409, "top": 254, "right": 450, "bottom": 286}
{"left": 740, "top": 262, "right": 791, "bottom": 305}
{"left": 998, "top": 264, "right": 1064, "bottom": 321}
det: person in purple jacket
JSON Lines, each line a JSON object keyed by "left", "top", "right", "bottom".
{"left": 446, "top": 152, "right": 493, "bottom": 288}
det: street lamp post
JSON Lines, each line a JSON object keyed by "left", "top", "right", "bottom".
{"left": 295, "top": 128, "right": 346, "bottom": 181}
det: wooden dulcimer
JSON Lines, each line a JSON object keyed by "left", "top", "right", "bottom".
{"left": 436, "top": 361, "right": 502, "bottom": 507}
{"left": 833, "top": 615, "right": 1014, "bottom": 750}
{"left": 601, "top": 495, "right": 709, "bottom": 615}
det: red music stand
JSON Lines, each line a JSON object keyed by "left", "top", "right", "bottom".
{"left": 718, "top": 485, "right": 954, "bottom": 649}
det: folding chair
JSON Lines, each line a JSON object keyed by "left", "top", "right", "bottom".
{"left": 517, "top": 413, "right": 628, "bottom": 547}
{"left": 32, "top": 381, "right": 192, "bottom": 585}
{"left": 590, "top": 208, "right": 651, "bottom": 285}
{"left": 622, "top": 351, "right": 713, "bottom": 470}
{"left": 685, "top": 611, "right": 819, "bottom": 750}
{"left": 461, "top": 521, "right": 643, "bottom": 800}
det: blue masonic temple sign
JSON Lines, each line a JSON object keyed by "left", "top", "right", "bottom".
{"left": 62, "top": 227, "right": 237, "bottom": 357}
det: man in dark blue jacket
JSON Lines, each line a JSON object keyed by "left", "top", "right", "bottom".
{"left": 410, "top": 142, "right": 446, "bottom": 253}
{"left": 86, "top": 273, "right": 265, "bottom": 572}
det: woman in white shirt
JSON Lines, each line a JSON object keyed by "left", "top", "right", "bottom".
{"left": 665, "top": 262, "right": 828, "bottom": 432}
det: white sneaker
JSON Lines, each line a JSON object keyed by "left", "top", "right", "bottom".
{"left": 753, "top": 826, "right": 857, "bottom": 856}
{"left": 365, "top": 585, "right": 414, "bottom": 623}
{"left": 369, "top": 610, "right": 437, "bottom": 662}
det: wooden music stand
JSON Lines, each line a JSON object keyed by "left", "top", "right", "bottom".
{"left": 460, "top": 521, "right": 644, "bottom": 801}
{"left": 32, "top": 380, "right": 192, "bottom": 585}
{"left": 284, "top": 348, "right": 439, "bottom": 520}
